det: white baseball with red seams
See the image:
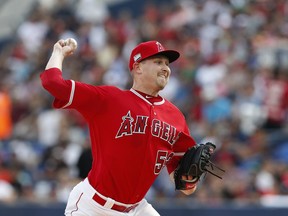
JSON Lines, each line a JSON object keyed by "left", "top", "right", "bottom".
{"left": 64, "top": 38, "right": 77, "bottom": 51}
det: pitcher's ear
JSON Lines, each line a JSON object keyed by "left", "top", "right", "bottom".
{"left": 133, "top": 62, "right": 142, "bottom": 73}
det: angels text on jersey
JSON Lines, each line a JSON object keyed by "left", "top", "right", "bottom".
{"left": 115, "top": 111, "right": 179, "bottom": 146}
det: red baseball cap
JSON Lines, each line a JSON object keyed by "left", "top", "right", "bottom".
{"left": 129, "top": 41, "right": 180, "bottom": 71}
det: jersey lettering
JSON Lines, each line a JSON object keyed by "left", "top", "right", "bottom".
{"left": 151, "top": 120, "right": 177, "bottom": 145}
{"left": 134, "top": 116, "right": 148, "bottom": 134}
{"left": 115, "top": 111, "right": 134, "bottom": 138}
{"left": 116, "top": 111, "right": 179, "bottom": 146}
{"left": 151, "top": 119, "right": 161, "bottom": 136}
{"left": 161, "top": 122, "right": 170, "bottom": 141}
{"left": 168, "top": 126, "right": 177, "bottom": 145}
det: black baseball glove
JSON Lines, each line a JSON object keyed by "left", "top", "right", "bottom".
{"left": 174, "top": 142, "right": 224, "bottom": 190}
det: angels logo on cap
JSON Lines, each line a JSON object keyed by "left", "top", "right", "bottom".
{"left": 156, "top": 41, "right": 164, "bottom": 52}
{"left": 129, "top": 41, "right": 180, "bottom": 71}
{"left": 133, "top": 53, "right": 141, "bottom": 62}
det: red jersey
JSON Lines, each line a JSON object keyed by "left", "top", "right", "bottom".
{"left": 40, "top": 68, "right": 196, "bottom": 204}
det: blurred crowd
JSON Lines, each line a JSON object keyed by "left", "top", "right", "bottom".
{"left": 0, "top": 0, "right": 288, "bottom": 207}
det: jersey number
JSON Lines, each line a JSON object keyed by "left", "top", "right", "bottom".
{"left": 154, "top": 150, "right": 173, "bottom": 174}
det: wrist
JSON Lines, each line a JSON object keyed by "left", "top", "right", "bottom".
{"left": 181, "top": 184, "right": 197, "bottom": 195}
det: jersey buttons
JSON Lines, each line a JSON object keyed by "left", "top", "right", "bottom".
{"left": 152, "top": 105, "right": 157, "bottom": 115}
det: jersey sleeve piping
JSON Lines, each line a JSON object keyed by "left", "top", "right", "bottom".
{"left": 61, "top": 80, "right": 75, "bottom": 108}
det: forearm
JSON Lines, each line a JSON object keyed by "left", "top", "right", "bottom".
{"left": 45, "top": 50, "right": 65, "bottom": 70}
{"left": 41, "top": 39, "right": 76, "bottom": 102}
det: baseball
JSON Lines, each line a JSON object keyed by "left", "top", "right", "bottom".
{"left": 64, "top": 38, "right": 78, "bottom": 51}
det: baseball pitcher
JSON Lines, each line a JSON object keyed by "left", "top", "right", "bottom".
{"left": 40, "top": 39, "right": 222, "bottom": 215}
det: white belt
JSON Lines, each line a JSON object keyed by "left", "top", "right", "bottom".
{"left": 82, "top": 178, "right": 140, "bottom": 209}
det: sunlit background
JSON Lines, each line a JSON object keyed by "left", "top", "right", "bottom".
{"left": 0, "top": 0, "right": 288, "bottom": 215}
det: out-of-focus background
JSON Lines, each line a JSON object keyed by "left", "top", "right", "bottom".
{"left": 0, "top": 0, "right": 288, "bottom": 215}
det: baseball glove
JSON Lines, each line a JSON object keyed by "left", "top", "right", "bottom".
{"left": 174, "top": 142, "right": 224, "bottom": 190}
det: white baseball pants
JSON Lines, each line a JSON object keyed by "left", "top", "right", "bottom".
{"left": 64, "top": 178, "right": 160, "bottom": 216}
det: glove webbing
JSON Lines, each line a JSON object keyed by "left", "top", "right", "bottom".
{"left": 198, "top": 142, "right": 225, "bottom": 179}
{"left": 203, "top": 160, "right": 225, "bottom": 179}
